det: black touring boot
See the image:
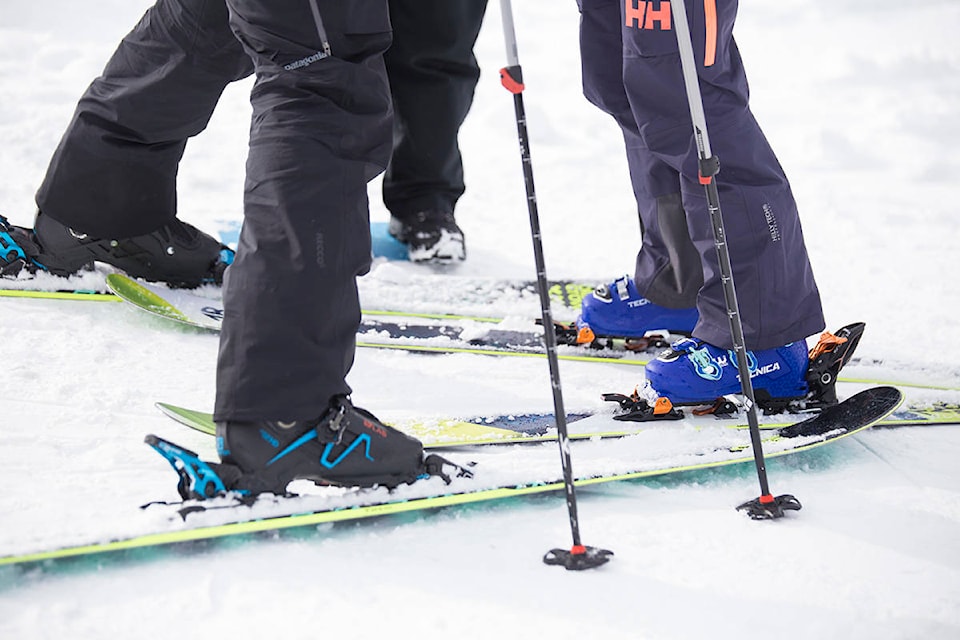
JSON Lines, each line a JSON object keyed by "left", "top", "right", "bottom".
{"left": 146, "top": 397, "right": 465, "bottom": 500}
{"left": 211, "top": 396, "right": 458, "bottom": 496}
{"left": 29, "top": 211, "right": 232, "bottom": 287}
{"left": 388, "top": 209, "right": 466, "bottom": 262}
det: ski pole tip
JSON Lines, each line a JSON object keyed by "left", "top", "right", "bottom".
{"left": 543, "top": 545, "right": 613, "bottom": 570}
{"left": 736, "top": 493, "right": 802, "bottom": 520}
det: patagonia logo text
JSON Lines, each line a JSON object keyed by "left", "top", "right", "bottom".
{"left": 284, "top": 51, "right": 329, "bottom": 71}
{"left": 625, "top": 0, "right": 672, "bottom": 31}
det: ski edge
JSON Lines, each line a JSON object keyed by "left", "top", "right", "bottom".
{"left": 0, "top": 288, "right": 117, "bottom": 301}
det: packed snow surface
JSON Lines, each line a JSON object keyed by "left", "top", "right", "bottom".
{"left": 2, "top": 1, "right": 959, "bottom": 638}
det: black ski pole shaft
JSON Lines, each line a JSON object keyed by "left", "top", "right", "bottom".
{"left": 669, "top": 0, "right": 799, "bottom": 519}
{"left": 498, "top": 0, "right": 611, "bottom": 569}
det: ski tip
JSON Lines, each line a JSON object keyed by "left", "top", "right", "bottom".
{"left": 154, "top": 401, "right": 186, "bottom": 417}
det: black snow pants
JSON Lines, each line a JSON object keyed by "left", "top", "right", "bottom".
{"left": 38, "top": 0, "right": 394, "bottom": 421}
{"left": 382, "top": 0, "right": 488, "bottom": 220}
{"left": 36, "top": 0, "right": 489, "bottom": 237}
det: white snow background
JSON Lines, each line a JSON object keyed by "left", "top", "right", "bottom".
{"left": 2, "top": 1, "right": 960, "bottom": 639}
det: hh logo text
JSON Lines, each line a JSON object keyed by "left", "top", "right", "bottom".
{"left": 625, "top": 1, "right": 672, "bottom": 31}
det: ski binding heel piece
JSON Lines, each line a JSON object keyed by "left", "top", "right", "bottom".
{"left": 806, "top": 322, "right": 866, "bottom": 406}
{"left": 145, "top": 434, "right": 235, "bottom": 500}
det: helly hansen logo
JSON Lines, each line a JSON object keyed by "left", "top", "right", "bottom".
{"left": 625, "top": 0, "right": 672, "bottom": 30}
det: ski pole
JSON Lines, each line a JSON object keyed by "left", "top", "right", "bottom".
{"left": 498, "top": 0, "right": 612, "bottom": 569}
{"left": 669, "top": 0, "right": 799, "bottom": 519}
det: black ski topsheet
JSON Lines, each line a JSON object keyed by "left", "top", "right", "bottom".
{"left": 778, "top": 385, "right": 901, "bottom": 437}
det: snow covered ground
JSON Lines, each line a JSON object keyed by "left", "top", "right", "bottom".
{"left": 2, "top": 1, "right": 960, "bottom": 638}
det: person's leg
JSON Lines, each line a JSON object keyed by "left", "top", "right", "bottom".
{"left": 37, "top": 0, "right": 252, "bottom": 238}
{"left": 619, "top": 0, "right": 824, "bottom": 350}
{"left": 214, "top": 0, "right": 393, "bottom": 422}
{"left": 382, "top": 0, "right": 488, "bottom": 261}
{"left": 3, "top": 0, "right": 251, "bottom": 285}
{"left": 606, "top": 0, "right": 825, "bottom": 405}
{"left": 574, "top": 0, "right": 700, "bottom": 339}
{"left": 208, "top": 0, "right": 433, "bottom": 494}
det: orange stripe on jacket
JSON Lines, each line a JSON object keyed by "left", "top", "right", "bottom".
{"left": 704, "top": 0, "right": 717, "bottom": 66}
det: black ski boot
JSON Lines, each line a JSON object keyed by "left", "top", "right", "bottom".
{"left": 388, "top": 209, "right": 466, "bottom": 262}
{"left": 147, "top": 397, "right": 465, "bottom": 501}
{"left": 211, "top": 396, "right": 458, "bottom": 496}
{"left": 29, "top": 211, "right": 232, "bottom": 287}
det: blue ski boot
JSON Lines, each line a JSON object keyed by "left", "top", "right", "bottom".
{"left": 645, "top": 337, "right": 810, "bottom": 410}
{"left": 574, "top": 275, "right": 698, "bottom": 344}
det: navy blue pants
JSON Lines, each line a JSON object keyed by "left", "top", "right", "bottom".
{"left": 578, "top": 0, "right": 824, "bottom": 350}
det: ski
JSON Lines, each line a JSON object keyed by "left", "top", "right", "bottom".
{"left": 104, "top": 272, "right": 657, "bottom": 364}
{"left": 102, "top": 272, "right": 594, "bottom": 323}
{"left": 100, "top": 271, "right": 590, "bottom": 328}
{"left": 0, "top": 387, "right": 903, "bottom": 568}
{"left": 17, "top": 272, "right": 960, "bottom": 393}
{"left": 155, "top": 402, "right": 607, "bottom": 446}
{"left": 102, "top": 274, "right": 960, "bottom": 397}
{"left": 1, "top": 267, "right": 595, "bottom": 314}
{"left": 16, "top": 272, "right": 954, "bottom": 393}
{"left": 156, "top": 395, "right": 960, "bottom": 447}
